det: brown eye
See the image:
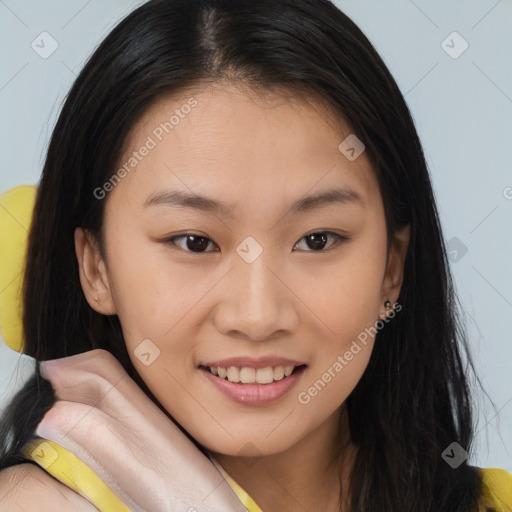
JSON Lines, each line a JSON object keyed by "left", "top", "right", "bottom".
{"left": 161, "top": 230, "right": 348, "bottom": 254}
{"left": 293, "top": 231, "right": 348, "bottom": 252}
{"left": 164, "top": 233, "right": 218, "bottom": 253}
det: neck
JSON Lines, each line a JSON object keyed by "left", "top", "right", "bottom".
{"left": 210, "top": 405, "right": 355, "bottom": 512}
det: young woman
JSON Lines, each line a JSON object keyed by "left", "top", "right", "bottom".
{"left": 0, "top": 0, "right": 510, "bottom": 510}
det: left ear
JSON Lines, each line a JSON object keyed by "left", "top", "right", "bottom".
{"left": 380, "top": 224, "right": 410, "bottom": 312}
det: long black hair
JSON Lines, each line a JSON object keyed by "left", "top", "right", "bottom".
{"left": 0, "top": 0, "right": 484, "bottom": 510}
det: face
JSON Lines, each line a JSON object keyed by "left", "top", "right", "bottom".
{"left": 75, "top": 81, "right": 409, "bottom": 457}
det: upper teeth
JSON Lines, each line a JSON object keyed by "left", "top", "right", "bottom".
{"left": 209, "top": 365, "right": 295, "bottom": 384}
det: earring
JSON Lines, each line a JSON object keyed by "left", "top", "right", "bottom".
{"left": 384, "top": 300, "right": 392, "bottom": 310}
{"left": 94, "top": 296, "right": 100, "bottom": 303}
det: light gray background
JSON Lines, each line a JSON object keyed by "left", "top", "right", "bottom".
{"left": 1, "top": 0, "right": 511, "bottom": 472}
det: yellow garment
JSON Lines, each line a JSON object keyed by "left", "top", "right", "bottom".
{"left": 22, "top": 438, "right": 130, "bottom": 511}
{"left": 20, "top": 437, "right": 512, "bottom": 512}
{"left": 0, "top": 185, "right": 36, "bottom": 352}
{"left": 479, "top": 467, "right": 512, "bottom": 512}
{"left": 21, "top": 437, "right": 264, "bottom": 511}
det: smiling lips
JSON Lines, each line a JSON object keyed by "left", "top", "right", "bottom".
{"left": 200, "top": 365, "right": 307, "bottom": 406}
{"left": 198, "top": 356, "right": 308, "bottom": 405}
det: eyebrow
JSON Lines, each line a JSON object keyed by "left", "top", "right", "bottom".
{"left": 144, "top": 187, "right": 364, "bottom": 219}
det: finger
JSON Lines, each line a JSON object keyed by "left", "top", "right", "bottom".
{"left": 34, "top": 400, "right": 144, "bottom": 511}
{"left": 35, "top": 392, "right": 213, "bottom": 490}
{"left": 39, "top": 351, "right": 199, "bottom": 464}
{"left": 41, "top": 349, "right": 126, "bottom": 387}
{"left": 40, "top": 350, "right": 147, "bottom": 419}
{"left": 40, "top": 351, "right": 250, "bottom": 511}
{"left": 40, "top": 350, "right": 188, "bottom": 439}
{"left": 35, "top": 400, "right": 248, "bottom": 512}
{"left": 41, "top": 364, "right": 173, "bottom": 434}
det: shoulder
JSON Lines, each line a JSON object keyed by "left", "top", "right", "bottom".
{"left": 0, "top": 463, "right": 98, "bottom": 511}
{"left": 478, "top": 467, "right": 512, "bottom": 512}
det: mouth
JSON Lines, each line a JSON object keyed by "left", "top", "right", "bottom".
{"left": 198, "top": 364, "right": 308, "bottom": 385}
{"left": 198, "top": 363, "right": 308, "bottom": 406}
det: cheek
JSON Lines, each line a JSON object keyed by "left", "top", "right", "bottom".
{"left": 103, "top": 231, "right": 224, "bottom": 396}
{"left": 296, "top": 225, "right": 387, "bottom": 405}
{"left": 104, "top": 231, "right": 207, "bottom": 339}
{"left": 296, "top": 285, "right": 378, "bottom": 420}
{"left": 297, "top": 345, "right": 372, "bottom": 420}
{"left": 300, "top": 230, "right": 388, "bottom": 345}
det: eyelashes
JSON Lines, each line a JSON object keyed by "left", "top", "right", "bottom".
{"left": 294, "top": 231, "right": 349, "bottom": 252}
{"left": 160, "top": 230, "right": 349, "bottom": 254}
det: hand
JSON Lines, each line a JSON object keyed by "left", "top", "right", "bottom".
{"left": 35, "top": 349, "right": 248, "bottom": 512}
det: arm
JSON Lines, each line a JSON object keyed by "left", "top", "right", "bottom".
{"left": 35, "top": 349, "right": 249, "bottom": 512}
{"left": 0, "top": 463, "right": 99, "bottom": 511}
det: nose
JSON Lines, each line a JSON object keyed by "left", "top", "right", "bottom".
{"left": 213, "top": 251, "right": 299, "bottom": 342}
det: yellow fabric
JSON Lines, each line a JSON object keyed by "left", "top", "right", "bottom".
{"left": 20, "top": 438, "right": 512, "bottom": 512}
{"left": 0, "top": 185, "right": 36, "bottom": 352}
{"left": 22, "top": 438, "right": 130, "bottom": 511}
{"left": 479, "top": 467, "right": 512, "bottom": 512}
{"left": 21, "top": 438, "right": 263, "bottom": 511}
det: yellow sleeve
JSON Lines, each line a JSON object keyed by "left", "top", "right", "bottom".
{"left": 19, "top": 441, "right": 512, "bottom": 512}
{"left": 21, "top": 437, "right": 263, "bottom": 512}
{"left": 21, "top": 438, "right": 130, "bottom": 511}
{"left": 479, "top": 467, "right": 512, "bottom": 512}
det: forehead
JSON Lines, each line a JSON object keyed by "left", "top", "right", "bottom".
{"left": 107, "top": 81, "right": 380, "bottom": 214}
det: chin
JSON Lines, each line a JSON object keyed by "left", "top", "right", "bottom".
{"left": 197, "top": 432, "right": 297, "bottom": 459}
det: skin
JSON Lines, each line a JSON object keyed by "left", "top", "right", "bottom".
{"left": 0, "top": 463, "right": 98, "bottom": 511}
{"left": 75, "top": 81, "right": 409, "bottom": 512}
